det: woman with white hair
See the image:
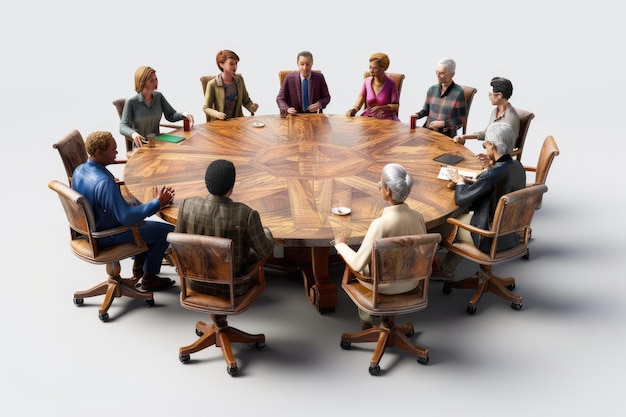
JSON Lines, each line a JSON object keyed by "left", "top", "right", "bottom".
{"left": 333, "top": 163, "right": 427, "bottom": 329}
{"left": 432, "top": 123, "right": 526, "bottom": 279}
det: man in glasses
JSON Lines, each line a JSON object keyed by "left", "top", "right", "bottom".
{"left": 453, "top": 77, "right": 520, "bottom": 145}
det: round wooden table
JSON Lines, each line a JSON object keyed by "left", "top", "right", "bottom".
{"left": 124, "top": 114, "right": 481, "bottom": 313}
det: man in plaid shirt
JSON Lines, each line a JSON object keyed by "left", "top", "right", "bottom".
{"left": 174, "top": 159, "right": 274, "bottom": 296}
{"left": 414, "top": 57, "right": 467, "bottom": 138}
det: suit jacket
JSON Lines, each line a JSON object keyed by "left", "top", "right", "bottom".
{"left": 276, "top": 71, "right": 331, "bottom": 113}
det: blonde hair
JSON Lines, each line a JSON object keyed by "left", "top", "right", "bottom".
{"left": 369, "top": 52, "right": 390, "bottom": 71}
{"left": 134, "top": 66, "right": 156, "bottom": 93}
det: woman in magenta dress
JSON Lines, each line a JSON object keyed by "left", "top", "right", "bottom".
{"left": 346, "top": 52, "right": 400, "bottom": 121}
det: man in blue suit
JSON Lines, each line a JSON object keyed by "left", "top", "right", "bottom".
{"left": 277, "top": 51, "right": 331, "bottom": 114}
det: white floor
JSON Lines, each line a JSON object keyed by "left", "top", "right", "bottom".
{"left": 2, "top": 1, "right": 625, "bottom": 415}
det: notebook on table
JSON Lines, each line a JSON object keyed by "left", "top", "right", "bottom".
{"left": 433, "top": 153, "right": 464, "bottom": 165}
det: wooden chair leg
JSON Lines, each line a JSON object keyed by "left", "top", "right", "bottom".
{"left": 72, "top": 262, "right": 153, "bottom": 321}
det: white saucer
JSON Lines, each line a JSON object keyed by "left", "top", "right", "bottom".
{"left": 251, "top": 121, "right": 265, "bottom": 128}
{"left": 331, "top": 207, "right": 351, "bottom": 216}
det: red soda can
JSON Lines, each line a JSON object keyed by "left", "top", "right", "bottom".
{"left": 410, "top": 114, "right": 417, "bottom": 130}
{"left": 183, "top": 118, "right": 190, "bottom": 131}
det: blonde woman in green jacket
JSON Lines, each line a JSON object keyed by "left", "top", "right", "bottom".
{"left": 203, "top": 49, "right": 259, "bottom": 121}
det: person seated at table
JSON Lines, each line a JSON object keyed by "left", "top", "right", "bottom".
{"left": 453, "top": 77, "right": 520, "bottom": 145}
{"left": 431, "top": 123, "right": 526, "bottom": 280}
{"left": 72, "top": 131, "right": 176, "bottom": 291}
{"left": 333, "top": 163, "right": 427, "bottom": 330}
{"left": 174, "top": 159, "right": 274, "bottom": 297}
{"left": 345, "top": 52, "right": 400, "bottom": 121}
{"left": 276, "top": 50, "right": 331, "bottom": 115}
{"left": 120, "top": 65, "right": 194, "bottom": 149}
{"left": 413, "top": 57, "right": 467, "bottom": 138}
{"left": 203, "top": 49, "right": 259, "bottom": 121}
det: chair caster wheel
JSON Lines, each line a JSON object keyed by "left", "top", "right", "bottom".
{"left": 417, "top": 355, "right": 429, "bottom": 365}
{"left": 511, "top": 302, "right": 523, "bottom": 311}
{"left": 145, "top": 299, "right": 154, "bottom": 307}
{"left": 340, "top": 340, "right": 351, "bottom": 350}
{"left": 466, "top": 305, "right": 477, "bottom": 315}
{"left": 255, "top": 342, "right": 266, "bottom": 349}
{"left": 99, "top": 312, "right": 109, "bottom": 322}
{"left": 506, "top": 283, "right": 516, "bottom": 291}
{"left": 369, "top": 365, "right": 380, "bottom": 376}
{"left": 196, "top": 329, "right": 204, "bottom": 337}
{"left": 73, "top": 298, "right": 84, "bottom": 306}
{"left": 227, "top": 366, "right": 239, "bottom": 376}
{"left": 179, "top": 354, "right": 190, "bottom": 363}
{"left": 442, "top": 285, "right": 452, "bottom": 294}
{"left": 405, "top": 328, "right": 415, "bottom": 337}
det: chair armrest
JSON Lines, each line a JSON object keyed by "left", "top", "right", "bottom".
{"left": 523, "top": 165, "right": 537, "bottom": 173}
{"left": 446, "top": 217, "right": 496, "bottom": 239}
{"left": 91, "top": 221, "right": 145, "bottom": 239}
{"left": 112, "top": 159, "right": 127, "bottom": 165}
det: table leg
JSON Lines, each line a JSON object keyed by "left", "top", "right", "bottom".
{"left": 302, "top": 247, "right": 338, "bottom": 314}
{"left": 269, "top": 246, "right": 338, "bottom": 314}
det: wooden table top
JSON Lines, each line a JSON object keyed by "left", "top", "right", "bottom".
{"left": 124, "top": 114, "right": 482, "bottom": 247}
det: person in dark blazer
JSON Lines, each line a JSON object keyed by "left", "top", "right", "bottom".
{"left": 431, "top": 123, "right": 526, "bottom": 280}
{"left": 276, "top": 50, "right": 331, "bottom": 114}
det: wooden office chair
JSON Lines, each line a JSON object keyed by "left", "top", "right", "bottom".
{"left": 362, "top": 71, "right": 405, "bottom": 112}
{"left": 460, "top": 85, "right": 478, "bottom": 135}
{"left": 510, "top": 108, "right": 535, "bottom": 162}
{"left": 339, "top": 233, "right": 441, "bottom": 376}
{"left": 48, "top": 180, "right": 153, "bottom": 322}
{"left": 113, "top": 98, "right": 181, "bottom": 158}
{"left": 199, "top": 74, "right": 253, "bottom": 123}
{"left": 441, "top": 184, "right": 548, "bottom": 314}
{"left": 167, "top": 232, "right": 267, "bottom": 376}
{"left": 52, "top": 129, "right": 131, "bottom": 201}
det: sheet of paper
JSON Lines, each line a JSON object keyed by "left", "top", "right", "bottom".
{"left": 437, "top": 166, "right": 481, "bottom": 180}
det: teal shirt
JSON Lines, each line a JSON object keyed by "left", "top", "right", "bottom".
{"left": 119, "top": 91, "right": 184, "bottom": 138}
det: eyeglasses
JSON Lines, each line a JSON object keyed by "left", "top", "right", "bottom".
{"left": 435, "top": 71, "right": 450, "bottom": 77}
{"left": 369, "top": 66, "right": 382, "bottom": 72}
{"left": 488, "top": 92, "right": 501, "bottom": 97}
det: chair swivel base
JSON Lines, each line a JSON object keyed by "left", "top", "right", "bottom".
{"left": 340, "top": 318, "right": 429, "bottom": 375}
{"left": 179, "top": 315, "right": 266, "bottom": 376}
{"left": 442, "top": 265, "right": 522, "bottom": 314}
{"left": 73, "top": 266, "right": 154, "bottom": 322}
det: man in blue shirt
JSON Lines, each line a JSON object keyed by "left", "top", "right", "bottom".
{"left": 72, "top": 131, "right": 176, "bottom": 291}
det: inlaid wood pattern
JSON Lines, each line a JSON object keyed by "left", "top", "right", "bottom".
{"left": 124, "top": 114, "right": 481, "bottom": 247}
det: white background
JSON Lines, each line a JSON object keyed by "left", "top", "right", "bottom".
{"left": 1, "top": 1, "right": 624, "bottom": 415}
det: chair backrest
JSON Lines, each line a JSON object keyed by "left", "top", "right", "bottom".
{"left": 167, "top": 232, "right": 266, "bottom": 310}
{"left": 362, "top": 71, "right": 406, "bottom": 111}
{"left": 52, "top": 129, "right": 88, "bottom": 185}
{"left": 199, "top": 75, "right": 216, "bottom": 122}
{"left": 112, "top": 98, "right": 134, "bottom": 156}
{"left": 48, "top": 179, "right": 148, "bottom": 263}
{"left": 369, "top": 233, "right": 441, "bottom": 308}
{"left": 460, "top": 85, "right": 477, "bottom": 135}
{"left": 510, "top": 107, "right": 535, "bottom": 162}
{"left": 277, "top": 69, "right": 321, "bottom": 87}
{"left": 532, "top": 135, "right": 560, "bottom": 185}
{"left": 488, "top": 184, "right": 548, "bottom": 259}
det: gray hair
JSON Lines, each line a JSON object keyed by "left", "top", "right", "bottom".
{"left": 381, "top": 163, "right": 413, "bottom": 203}
{"left": 438, "top": 57, "right": 456, "bottom": 73}
{"left": 485, "top": 123, "right": 516, "bottom": 154}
